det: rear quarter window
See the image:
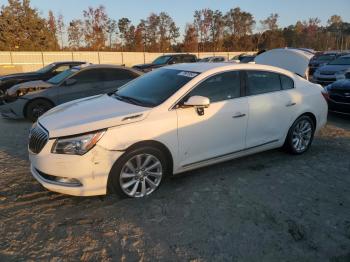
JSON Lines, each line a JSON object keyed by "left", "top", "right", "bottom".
{"left": 280, "top": 75, "right": 294, "bottom": 90}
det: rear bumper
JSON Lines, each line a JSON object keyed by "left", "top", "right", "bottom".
{"left": 327, "top": 99, "right": 350, "bottom": 114}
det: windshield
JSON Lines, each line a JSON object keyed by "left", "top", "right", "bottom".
{"left": 317, "top": 55, "right": 337, "bottom": 62}
{"left": 36, "top": 64, "right": 55, "bottom": 74}
{"left": 152, "top": 56, "right": 171, "bottom": 65}
{"left": 115, "top": 68, "right": 199, "bottom": 107}
{"left": 47, "top": 68, "right": 77, "bottom": 85}
{"left": 329, "top": 57, "right": 350, "bottom": 65}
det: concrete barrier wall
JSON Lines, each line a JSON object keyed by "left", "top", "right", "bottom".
{"left": 0, "top": 51, "right": 254, "bottom": 74}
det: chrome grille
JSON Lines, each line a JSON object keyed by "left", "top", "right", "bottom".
{"left": 28, "top": 124, "right": 48, "bottom": 154}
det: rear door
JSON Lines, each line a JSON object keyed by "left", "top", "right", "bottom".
{"left": 244, "top": 70, "right": 299, "bottom": 148}
{"left": 57, "top": 68, "right": 104, "bottom": 104}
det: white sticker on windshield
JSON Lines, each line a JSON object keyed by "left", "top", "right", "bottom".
{"left": 177, "top": 71, "right": 198, "bottom": 78}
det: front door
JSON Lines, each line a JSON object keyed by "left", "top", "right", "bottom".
{"left": 176, "top": 71, "right": 248, "bottom": 167}
{"left": 58, "top": 68, "right": 103, "bottom": 104}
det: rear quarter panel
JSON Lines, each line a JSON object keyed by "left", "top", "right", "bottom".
{"left": 295, "top": 78, "right": 328, "bottom": 132}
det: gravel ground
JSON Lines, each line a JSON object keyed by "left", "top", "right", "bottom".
{"left": 0, "top": 113, "right": 349, "bottom": 262}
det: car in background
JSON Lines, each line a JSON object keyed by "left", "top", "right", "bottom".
{"left": 132, "top": 54, "right": 197, "bottom": 72}
{"left": 322, "top": 79, "right": 350, "bottom": 114}
{"left": 0, "top": 64, "right": 142, "bottom": 121}
{"left": 28, "top": 62, "right": 327, "bottom": 198}
{"left": 229, "top": 53, "right": 256, "bottom": 63}
{"left": 308, "top": 52, "right": 340, "bottom": 77}
{"left": 0, "top": 61, "right": 85, "bottom": 97}
{"left": 313, "top": 54, "right": 350, "bottom": 85}
{"left": 198, "top": 56, "right": 227, "bottom": 63}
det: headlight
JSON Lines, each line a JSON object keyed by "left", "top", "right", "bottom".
{"left": 51, "top": 130, "right": 106, "bottom": 155}
{"left": 335, "top": 70, "right": 347, "bottom": 80}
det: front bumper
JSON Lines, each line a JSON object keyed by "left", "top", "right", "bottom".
{"left": 0, "top": 98, "right": 27, "bottom": 119}
{"left": 327, "top": 99, "right": 350, "bottom": 114}
{"left": 29, "top": 139, "right": 123, "bottom": 196}
{"left": 313, "top": 74, "right": 336, "bottom": 86}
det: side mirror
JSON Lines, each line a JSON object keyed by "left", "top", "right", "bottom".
{"left": 64, "top": 78, "right": 77, "bottom": 86}
{"left": 184, "top": 96, "right": 210, "bottom": 116}
{"left": 168, "top": 60, "right": 176, "bottom": 65}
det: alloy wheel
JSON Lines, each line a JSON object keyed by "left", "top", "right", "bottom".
{"left": 292, "top": 119, "right": 313, "bottom": 153}
{"left": 119, "top": 153, "right": 163, "bottom": 198}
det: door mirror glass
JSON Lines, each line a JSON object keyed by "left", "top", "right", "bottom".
{"left": 65, "top": 78, "right": 77, "bottom": 86}
{"left": 184, "top": 96, "right": 210, "bottom": 107}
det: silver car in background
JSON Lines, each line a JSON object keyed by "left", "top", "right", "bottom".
{"left": 0, "top": 64, "right": 143, "bottom": 121}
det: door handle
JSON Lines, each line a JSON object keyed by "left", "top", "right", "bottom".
{"left": 232, "top": 112, "right": 246, "bottom": 118}
{"left": 286, "top": 102, "right": 296, "bottom": 107}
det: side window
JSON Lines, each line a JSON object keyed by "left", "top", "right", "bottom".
{"left": 280, "top": 75, "right": 294, "bottom": 90}
{"left": 53, "top": 65, "right": 70, "bottom": 74}
{"left": 73, "top": 69, "right": 103, "bottom": 84}
{"left": 103, "top": 68, "right": 139, "bottom": 81}
{"left": 186, "top": 71, "right": 241, "bottom": 103}
{"left": 246, "top": 71, "right": 281, "bottom": 95}
{"left": 183, "top": 56, "right": 196, "bottom": 63}
{"left": 171, "top": 56, "right": 182, "bottom": 64}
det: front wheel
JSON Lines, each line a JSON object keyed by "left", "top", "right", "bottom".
{"left": 25, "top": 99, "right": 53, "bottom": 122}
{"left": 108, "top": 146, "right": 167, "bottom": 198}
{"left": 284, "top": 115, "right": 315, "bottom": 154}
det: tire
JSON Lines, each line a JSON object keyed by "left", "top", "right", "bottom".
{"left": 25, "top": 99, "right": 54, "bottom": 122}
{"left": 108, "top": 146, "right": 168, "bottom": 198}
{"left": 284, "top": 115, "right": 315, "bottom": 155}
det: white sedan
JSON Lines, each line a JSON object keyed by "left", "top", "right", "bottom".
{"left": 28, "top": 62, "right": 328, "bottom": 198}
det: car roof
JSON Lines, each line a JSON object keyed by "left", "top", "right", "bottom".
{"left": 54, "top": 61, "right": 85, "bottom": 65}
{"left": 72, "top": 64, "right": 143, "bottom": 74}
{"left": 339, "top": 54, "right": 350, "bottom": 58}
{"left": 166, "top": 62, "right": 294, "bottom": 76}
{"left": 160, "top": 53, "right": 196, "bottom": 57}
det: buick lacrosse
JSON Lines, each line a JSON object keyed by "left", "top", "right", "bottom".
{"left": 28, "top": 63, "right": 328, "bottom": 198}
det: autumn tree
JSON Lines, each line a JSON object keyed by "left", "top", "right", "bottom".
{"left": 68, "top": 19, "right": 84, "bottom": 49}
{"left": 106, "top": 18, "right": 117, "bottom": 49}
{"left": 0, "top": 0, "right": 58, "bottom": 50}
{"left": 183, "top": 23, "right": 198, "bottom": 52}
{"left": 56, "top": 14, "right": 65, "bottom": 49}
{"left": 47, "top": 10, "right": 59, "bottom": 50}
{"left": 83, "top": 6, "right": 108, "bottom": 50}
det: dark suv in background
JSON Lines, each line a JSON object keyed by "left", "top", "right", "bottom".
{"left": 308, "top": 52, "right": 340, "bottom": 77}
{"left": 0, "top": 61, "right": 85, "bottom": 96}
{"left": 132, "top": 54, "right": 197, "bottom": 72}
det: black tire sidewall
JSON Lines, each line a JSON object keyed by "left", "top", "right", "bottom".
{"left": 108, "top": 146, "right": 168, "bottom": 198}
{"left": 286, "top": 115, "right": 315, "bottom": 155}
{"left": 26, "top": 99, "right": 53, "bottom": 122}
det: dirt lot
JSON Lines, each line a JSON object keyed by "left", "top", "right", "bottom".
{"left": 0, "top": 113, "right": 349, "bottom": 262}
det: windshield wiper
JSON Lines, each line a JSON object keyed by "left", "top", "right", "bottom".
{"left": 113, "top": 94, "right": 150, "bottom": 107}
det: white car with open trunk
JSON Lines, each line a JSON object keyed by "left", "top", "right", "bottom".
{"left": 28, "top": 61, "right": 327, "bottom": 198}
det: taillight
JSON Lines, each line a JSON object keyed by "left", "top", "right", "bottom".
{"left": 321, "top": 89, "right": 330, "bottom": 101}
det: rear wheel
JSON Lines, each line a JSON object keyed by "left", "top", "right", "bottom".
{"left": 25, "top": 99, "right": 53, "bottom": 122}
{"left": 285, "top": 115, "right": 315, "bottom": 154}
{"left": 108, "top": 146, "right": 167, "bottom": 198}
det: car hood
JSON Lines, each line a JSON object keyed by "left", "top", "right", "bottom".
{"left": 255, "top": 48, "right": 313, "bottom": 78}
{"left": 39, "top": 94, "right": 151, "bottom": 138}
{"left": 317, "top": 64, "right": 350, "bottom": 74}
{"left": 6, "top": 80, "right": 53, "bottom": 96}
{"left": 327, "top": 79, "right": 350, "bottom": 90}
